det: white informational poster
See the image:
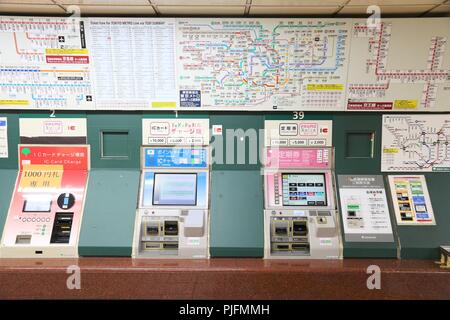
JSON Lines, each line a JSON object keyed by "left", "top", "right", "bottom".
{"left": 338, "top": 175, "right": 394, "bottom": 242}
{"left": 0, "top": 16, "right": 93, "bottom": 110}
{"left": 346, "top": 18, "right": 450, "bottom": 112}
{"left": 19, "top": 118, "right": 87, "bottom": 144}
{"left": 1, "top": 16, "right": 450, "bottom": 112}
{"left": 86, "top": 18, "right": 178, "bottom": 110}
{"left": 177, "top": 18, "right": 351, "bottom": 111}
{"left": 388, "top": 175, "right": 435, "bottom": 225}
{"left": 0, "top": 117, "right": 8, "bottom": 158}
{"left": 381, "top": 114, "right": 450, "bottom": 172}
{"left": 142, "top": 118, "right": 209, "bottom": 146}
{"left": 264, "top": 120, "right": 332, "bottom": 147}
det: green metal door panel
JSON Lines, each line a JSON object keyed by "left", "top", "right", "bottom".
{"left": 87, "top": 113, "right": 141, "bottom": 169}
{"left": 209, "top": 114, "right": 264, "bottom": 257}
{"left": 394, "top": 173, "right": 450, "bottom": 259}
{"left": 334, "top": 114, "right": 398, "bottom": 258}
{"left": 79, "top": 169, "right": 140, "bottom": 256}
{"left": 0, "top": 113, "right": 19, "bottom": 169}
{"left": 0, "top": 170, "right": 18, "bottom": 239}
{"left": 210, "top": 170, "right": 264, "bottom": 257}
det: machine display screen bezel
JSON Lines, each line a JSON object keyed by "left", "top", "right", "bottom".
{"left": 281, "top": 172, "right": 327, "bottom": 207}
{"left": 22, "top": 200, "right": 52, "bottom": 213}
{"left": 152, "top": 172, "right": 198, "bottom": 206}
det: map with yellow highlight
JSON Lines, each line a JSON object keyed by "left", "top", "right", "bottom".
{"left": 0, "top": 16, "right": 93, "bottom": 110}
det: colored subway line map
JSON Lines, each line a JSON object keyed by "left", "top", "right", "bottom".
{"left": 177, "top": 19, "right": 350, "bottom": 110}
{"left": 382, "top": 115, "right": 450, "bottom": 172}
{"left": 0, "top": 16, "right": 93, "bottom": 110}
{"left": 347, "top": 19, "right": 450, "bottom": 111}
{"left": 1, "top": 16, "right": 450, "bottom": 112}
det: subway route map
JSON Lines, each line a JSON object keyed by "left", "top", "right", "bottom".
{"left": 177, "top": 19, "right": 350, "bottom": 110}
{"left": 347, "top": 18, "right": 450, "bottom": 111}
{"left": 0, "top": 16, "right": 93, "bottom": 110}
{"left": 382, "top": 114, "right": 450, "bottom": 172}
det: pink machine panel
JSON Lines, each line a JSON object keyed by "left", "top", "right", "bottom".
{"left": 265, "top": 147, "right": 331, "bottom": 169}
{"left": 2, "top": 145, "right": 89, "bottom": 250}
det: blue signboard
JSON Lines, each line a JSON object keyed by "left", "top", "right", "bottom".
{"left": 180, "top": 90, "right": 201, "bottom": 108}
{"left": 144, "top": 147, "right": 208, "bottom": 168}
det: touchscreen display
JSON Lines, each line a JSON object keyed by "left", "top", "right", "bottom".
{"left": 282, "top": 173, "right": 327, "bottom": 206}
{"left": 153, "top": 173, "right": 197, "bottom": 206}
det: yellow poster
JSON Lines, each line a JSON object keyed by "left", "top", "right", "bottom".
{"left": 19, "top": 165, "right": 63, "bottom": 189}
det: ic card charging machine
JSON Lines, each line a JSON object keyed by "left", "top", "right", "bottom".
{"left": 0, "top": 144, "right": 90, "bottom": 258}
{"left": 263, "top": 120, "right": 342, "bottom": 259}
{"left": 133, "top": 119, "right": 210, "bottom": 259}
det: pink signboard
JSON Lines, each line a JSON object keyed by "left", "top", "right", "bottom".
{"left": 265, "top": 147, "right": 330, "bottom": 169}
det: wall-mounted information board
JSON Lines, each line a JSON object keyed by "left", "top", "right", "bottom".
{"left": 177, "top": 19, "right": 350, "bottom": 111}
{"left": 388, "top": 175, "right": 435, "bottom": 226}
{"left": 0, "top": 16, "right": 449, "bottom": 111}
{"left": 347, "top": 19, "right": 450, "bottom": 112}
{"left": 381, "top": 114, "right": 450, "bottom": 172}
{"left": 338, "top": 175, "right": 394, "bottom": 243}
{"left": 86, "top": 18, "right": 178, "bottom": 110}
{"left": 0, "top": 17, "right": 93, "bottom": 110}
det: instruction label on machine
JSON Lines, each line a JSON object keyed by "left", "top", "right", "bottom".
{"left": 19, "top": 164, "right": 63, "bottom": 190}
{"left": 18, "top": 145, "right": 90, "bottom": 171}
{"left": 388, "top": 175, "right": 435, "bottom": 225}
{"left": 338, "top": 175, "right": 394, "bottom": 242}
{"left": 142, "top": 119, "right": 209, "bottom": 146}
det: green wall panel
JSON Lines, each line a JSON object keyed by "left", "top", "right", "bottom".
{"left": 79, "top": 169, "right": 140, "bottom": 256}
{"left": 209, "top": 114, "right": 264, "bottom": 257}
{"left": 0, "top": 114, "right": 20, "bottom": 241}
{"left": 334, "top": 113, "right": 399, "bottom": 258}
{"left": 333, "top": 113, "right": 382, "bottom": 174}
{"left": 210, "top": 113, "right": 264, "bottom": 171}
{"left": 390, "top": 173, "right": 450, "bottom": 259}
{"left": 81, "top": 113, "right": 142, "bottom": 255}
{"left": 87, "top": 112, "right": 141, "bottom": 169}
{"left": 0, "top": 170, "right": 17, "bottom": 240}
{"left": 210, "top": 170, "right": 264, "bottom": 257}
{"left": 0, "top": 113, "right": 19, "bottom": 169}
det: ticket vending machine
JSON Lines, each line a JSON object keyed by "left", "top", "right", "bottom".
{"left": 0, "top": 144, "right": 90, "bottom": 258}
{"left": 133, "top": 119, "right": 210, "bottom": 259}
{"left": 263, "top": 120, "right": 342, "bottom": 259}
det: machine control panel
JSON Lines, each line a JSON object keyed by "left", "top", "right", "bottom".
{"left": 0, "top": 145, "right": 90, "bottom": 258}
{"left": 133, "top": 118, "right": 211, "bottom": 259}
{"left": 263, "top": 120, "right": 341, "bottom": 260}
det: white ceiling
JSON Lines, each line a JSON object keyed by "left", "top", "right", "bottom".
{"left": 0, "top": 0, "right": 449, "bottom": 16}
